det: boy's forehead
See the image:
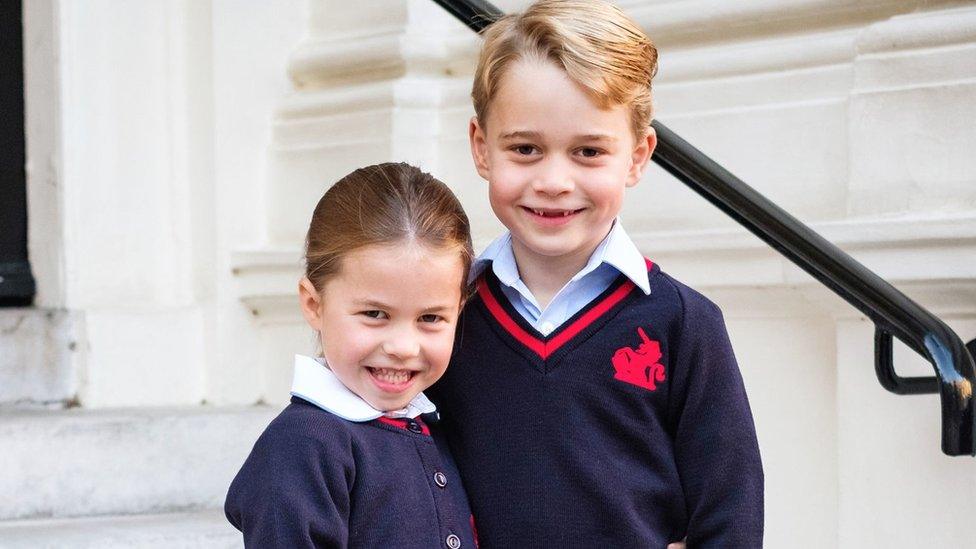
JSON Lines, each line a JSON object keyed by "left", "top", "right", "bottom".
{"left": 488, "top": 59, "right": 632, "bottom": 141}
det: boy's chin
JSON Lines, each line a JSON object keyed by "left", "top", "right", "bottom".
{"left": 513, "top": 233, "right": 599, "bottom": 261}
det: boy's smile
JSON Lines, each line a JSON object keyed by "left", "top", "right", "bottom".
{"left": 470, "top": 58, "right": 655, "bottom": 277}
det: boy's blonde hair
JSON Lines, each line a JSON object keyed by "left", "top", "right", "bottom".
{"left": 472, "top": 0, "right": 658, "bottom": 142}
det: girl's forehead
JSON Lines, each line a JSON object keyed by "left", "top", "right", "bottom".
{"left": 328, "top": 243, "right": 464, "bottom": 303}
{"left": 343, "top": 241, "right": 457, "bottom": 266}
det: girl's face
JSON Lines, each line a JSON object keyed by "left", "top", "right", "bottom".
{"left": 299, "top": 242, "right": 464, "bottom": 411}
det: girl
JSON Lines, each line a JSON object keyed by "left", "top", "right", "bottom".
{"left": 225, "top": 163, "right": 477, "bottom": 549}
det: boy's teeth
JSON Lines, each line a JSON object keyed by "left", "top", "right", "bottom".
{"left": 371, "top": 368, "right": 412, "bottom": 384}
{"left": 532, "top": 209, "right": 574, "bottom": 217}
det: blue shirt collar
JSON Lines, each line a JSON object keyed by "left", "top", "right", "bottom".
{"left": 470, "top": 220, "right": 651, "bottom": 296}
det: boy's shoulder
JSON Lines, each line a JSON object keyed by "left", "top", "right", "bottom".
{"left": 644, "top": 261, "right": 725, "bottom": 325}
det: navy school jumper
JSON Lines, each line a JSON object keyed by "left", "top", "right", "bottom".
{"left": 225, "top": 396, "right": 478, "bottom": 548}
{"left": 428, "top": 259, "right": 764, "bottom": 548}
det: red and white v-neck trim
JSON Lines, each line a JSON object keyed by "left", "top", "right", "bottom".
{"left": 476, "top": 258, "right": 654, "bottom": 360}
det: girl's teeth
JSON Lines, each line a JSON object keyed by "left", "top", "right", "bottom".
{"left": 372, "top": 368, "right": 411, "bottom": 384}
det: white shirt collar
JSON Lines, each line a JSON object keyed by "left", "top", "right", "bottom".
{"left": 470, "top": 220, "right": 651, "bottom": 295}
{"left": 289, "top": 354, "right": 436, "bottom": 422}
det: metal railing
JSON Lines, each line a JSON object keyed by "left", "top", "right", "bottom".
{"left": 433, "top": 0, "right": 976, "bottom": 456}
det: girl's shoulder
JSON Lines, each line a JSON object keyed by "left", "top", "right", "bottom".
{"left": 256, "top": 397, "right": 359, "bottom": 454}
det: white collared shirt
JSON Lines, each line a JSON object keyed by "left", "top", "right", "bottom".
{"left": 470, "top": 220, "right": 651, "bottom": 335}
{"left": 290, "top": 354, "right": 436, "bottom": 422}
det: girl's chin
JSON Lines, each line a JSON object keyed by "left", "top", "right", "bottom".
{"left": 363, "top": 390, "right": 419, "bottom": 412}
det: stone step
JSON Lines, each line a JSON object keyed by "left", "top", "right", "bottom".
{"left": 0, "top": 509, "right": 240, "bottom": 548}
{"left": 0, "top": 308, "right": 78, "bottom": 407}
{"left": 0, "top": 405, "right": 279, "bottom": 521}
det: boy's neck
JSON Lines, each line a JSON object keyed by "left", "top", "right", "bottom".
{"left": 510, "top": 239, "right": 596, "bottom": 311}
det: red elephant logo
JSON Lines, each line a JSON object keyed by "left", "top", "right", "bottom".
{"left": 611, "top": 327, "right": 665, "bottom": 391}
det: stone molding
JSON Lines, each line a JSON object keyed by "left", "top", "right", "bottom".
{"left": 232, "top": 214, "right": 976, "bottom": 321}
{"left": 622, "top": 0, "right": 957, "bottom": 45}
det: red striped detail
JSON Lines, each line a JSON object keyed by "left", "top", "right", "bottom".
{"left": 477, "top": 276, "right": 547, "bottom": 357}
{"left": 477, "top": 271, "right": 640, "bottom": 360}
{"left": 544, "top": 279, "right": 635, "bottom": 354}
{"left": 377, "top": 416, "right": 430, "bottom": 435}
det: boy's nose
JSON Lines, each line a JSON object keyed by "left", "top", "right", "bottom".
{"left": 532, "top": 161, "right": 574, "bottom": 195}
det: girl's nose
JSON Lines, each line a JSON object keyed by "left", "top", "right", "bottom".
{"left": 381, "top": 331, "right": 421, "bottom": 360}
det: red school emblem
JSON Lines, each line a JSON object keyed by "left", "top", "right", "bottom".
{"left": 611, "top": 327, "right": 666, "bottom": 391}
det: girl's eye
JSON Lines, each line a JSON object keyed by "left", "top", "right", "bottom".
{"left": 578, "top": 147, "right": 602, "bottom": 158}
{"left": 419, "top": 314, "right": 443, "bottom": 324}
{"left": 361, "top": 310, "right": 389, "bottom": 320}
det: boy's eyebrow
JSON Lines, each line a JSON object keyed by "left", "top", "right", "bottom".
{"left": 578, "top": 134, "right": 618, "bottom": 143}
{"left": 498, "top": 130, "right": 618, "bottom": 143}
{"left": 499, "top": 130, "right": 542, "bottom": 141}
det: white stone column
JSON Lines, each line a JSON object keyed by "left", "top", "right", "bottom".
{"left": 848, "top": 6, "right": 976, "bottom": 216}
{"left": 38, "top": 0, "right": 217, "bottom": 407}
{"left": 228, "top": 0, "right": 482, "bottom": 402}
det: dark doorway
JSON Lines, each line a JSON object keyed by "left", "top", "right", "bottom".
{"left": 0, "top": 0, "right": 36, "bottom": 306}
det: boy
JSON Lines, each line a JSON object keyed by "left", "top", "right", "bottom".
{"left": 429, "top": 1, "right": 764, "bottom": 547}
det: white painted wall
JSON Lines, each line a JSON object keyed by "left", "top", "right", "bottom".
{"left": 20, "top": 0, "right": 976, "bottom": 546}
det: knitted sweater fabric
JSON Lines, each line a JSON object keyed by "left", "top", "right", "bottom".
{"left": 429, "top": 261, "right": 764, "bottom": 548}
{"left": 225, "top": 396, "right": 477, "bottom": 548}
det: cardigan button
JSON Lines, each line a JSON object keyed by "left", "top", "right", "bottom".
{"left": 406, "top": 419, "right": 423, "bottom": 434}
{"left": 434, "top": 471, "right": 448, "bottom": 488}
{"left": 445, "top": 534, "right": 461, "bottom": 549}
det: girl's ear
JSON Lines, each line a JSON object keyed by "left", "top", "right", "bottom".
{"left": 626, "top": 126, "right": 657, "bottom": 188}
{"left": 469, "top": 116, "right": 490, "bottom": 180}
{"left": 298, "top": 277, "right": 324, "bottom": 331}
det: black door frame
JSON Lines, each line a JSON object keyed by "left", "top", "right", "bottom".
{"left": 1, "top": 0, "right": 36, "bottom": 306}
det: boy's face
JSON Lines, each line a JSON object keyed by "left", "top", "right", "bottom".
{"left": 470, "top": 59, "right": 655, "bottom": 268}
{"left": 298, "top": 242, "right": 464, "bottom": 411}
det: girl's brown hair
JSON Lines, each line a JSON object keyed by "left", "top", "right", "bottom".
{"left": 304, "top": 163, "right": 473, "bottom": 297}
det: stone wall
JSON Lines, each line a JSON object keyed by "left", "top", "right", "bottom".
{"left": 12, "top": 0, "right": 976, "bottom": 546}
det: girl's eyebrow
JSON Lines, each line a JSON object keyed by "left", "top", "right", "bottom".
{"left": 353, "top": 299, "right": 391, "bottom": 309}
{"left": 421, "top": 305, "right": 454, "bottom": 314}
{"left": 354, "top": 300, "right": 453, "bottom": 314}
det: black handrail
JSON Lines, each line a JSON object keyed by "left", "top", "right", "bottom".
{"left": 433, "top": 0, "right": 976, "bottom": 456}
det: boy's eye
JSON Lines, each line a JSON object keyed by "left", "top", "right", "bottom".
{"left": 419, "top": 314, "right": 443, "bottom": 324}
{"left": 361, "top": 310, "right": 389, "bottom": 320}
{"left": 513, "top": 144, "right": 537, "bottom": 156}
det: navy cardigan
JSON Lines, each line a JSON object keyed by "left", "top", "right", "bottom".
{"left": 225, "top": 397, "right": 477, "bottom": 548}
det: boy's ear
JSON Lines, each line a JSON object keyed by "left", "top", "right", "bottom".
{"left": 469, "top": 116, "right": 490, "bottom": 180}
{"left": 298, "top": 277, "right": 324, "bottom": 331}
{"left": 625, "top": 126, "right": 657, "bottom": 188}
